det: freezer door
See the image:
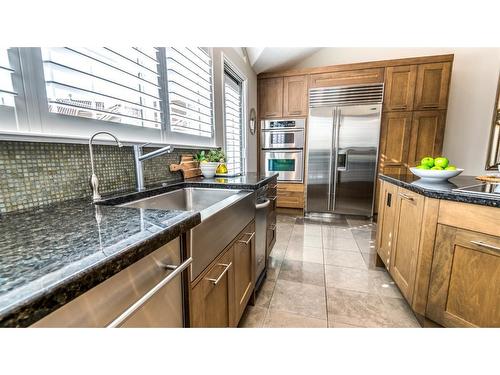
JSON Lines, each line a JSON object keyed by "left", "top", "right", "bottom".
{"left": 306, "top": 107, "right": 335, "bottom": 212}
{"left": 333, "top": 104, "right": 381, "bottom": 216}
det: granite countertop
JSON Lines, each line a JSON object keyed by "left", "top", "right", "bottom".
{"left": 0, "top": 173, "right": 277, "bottom": 327}
{"left": 379, "top": 174, "right": 500, "bottom": 208}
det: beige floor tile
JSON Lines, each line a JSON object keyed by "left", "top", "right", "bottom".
{"left": 238, "top": 306, "right": 267, "bottom": 328}
{"left": 370, "top": 271, "right": 405, "bottom": 299}
{"left": 323, "top": 236, "right": 359, "bottom": 252}
{"left": 322, "top": 226, "right": 355, "bottom": 240}
{"left": 328, "top": 321, "right": 363, "bottom": 328}
{"left": 264, "top": 309, "right": 327, "bottom": 328}
{"left": 292, "top": 225, "right": 322, "bottom": 237}
{"left": 278, "top": 259, "right": 325, "bottom": 286}
{"left": 270, "top": 279, "right": 327, "bottom": 319}
{"left": 285, "top": 245, "right": 324, "bottom": 264}
{"left": 324, "top": 265, "right": 376, "bottom": 293}
{"left": 277, "top": 215, "right": 297, "bottom": 224}
{"left": 255, "top": 279, "right": 275, "bottom": 308}
{"left": 288, "top": 233, "right": 323, "bottom": 249}
{"left": 269, "top": 246, "right": 286, "bottom": 261}
{"left": 267, "top": 255, "right": 283, "bottom": 281}
{"left": 360, "top": 251, "right": 382, "bottom": 270}
{"left": 380, "top": 297, "right": 420, "bottom": 327}
{"left": 324, "top": 250, "right": 367, "bottom": 269}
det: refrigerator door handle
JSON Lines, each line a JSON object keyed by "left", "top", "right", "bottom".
{"left": 331, "top": 107, "right": 340, "bottom": 211}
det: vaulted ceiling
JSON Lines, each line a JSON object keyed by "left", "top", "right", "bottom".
{"left": 245, "top": 47, "right": 320, "bottom": 74}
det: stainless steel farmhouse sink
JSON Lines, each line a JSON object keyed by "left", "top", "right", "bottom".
{"left": 120, "top": 187, "right": 255, "bottom": 280}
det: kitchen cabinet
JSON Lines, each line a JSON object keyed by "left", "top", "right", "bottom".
{"left": 408, "top": 110, "right": 446, "bottom": 167}
{"left": 309, "top": 68, "right": 384, "bottom": 88}
{"left": 426, "top": 225, "right": 500, "bottom": 327}
{"left": 276, "top": 183, "right": 304, "bottom": 209}
{"left": 390, "top": 187, "right": 425, "bottom": 303}
{"left": 283, "top": 75, "right": 308, "bottom": 117}
{"left": 375, "top": 180, "right": 399, "bottom": 268}
{"left": 414, "top": 62, "right": 451, "bottom": 110}
{"left": 379, "top": 111, "right": 413, "bottom": 174}
{"left": 259, "top": 77, "right": 283, "bottom": 118}
{"left": 383, "top": 65, "right": 417, "bottom": 111}
{"left": 191, "top": 246, "right": 236, "bottom": 328}
{"left": 233, "top": 222, "right": 256, "bottom": 322}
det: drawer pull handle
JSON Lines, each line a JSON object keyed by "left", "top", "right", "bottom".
{"left": 398, "top": 192, "right": 414, "bottom": 201}
{"left": 422, "top": 104, "right": 438, "bottom": 109}
{"left": 470, "top": 240, "right": 500, "bottom": 253}
{"left": 269, "top": 224, "right": 276, "bottom": 231}
{"left": 107, "top": 257, "right": 193, "bottom": 328}
{"left": 269, "top": 184, "right": 278, "bottom": 189}
{"left": 390, "top": 106, "right": 407, "bottom": 110}
{"left": 238, "top": 232, "right": 255, "bottom": 245}
{"left": 269, "top": 196, "right": 277, "bottom": 201}
{"left": 206, "top": 262, "right": 232, "bottom": 285}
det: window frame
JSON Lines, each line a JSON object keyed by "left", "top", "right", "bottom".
{"left": 222, "top": 56, "right": 247, "bottom": 176}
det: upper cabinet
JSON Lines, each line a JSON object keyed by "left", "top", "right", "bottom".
{"left": 309, "top": 68, "right": 384, "bottom": 88}
{"left": 283, "top": 75, "right": 308, "bottom": 117}
{"left": 408, "top": 110, "right": 446, "bottom": 167}
{"left": 414, "top": 62, "right": 452, "bottom": 110}
{"left": 384, "top": 65, "right": 417, "bottom": 111}
{"left": 258, "top": 77, "right": 283, "bottom": 118}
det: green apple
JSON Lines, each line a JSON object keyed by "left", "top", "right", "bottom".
{"left": 416, "top": 164, "right": 431, "bottom": 170}
{"left": 445, "top": 165, "right": 457, "bottom": 171}
{"left": 431, "top": 166, "right": 443, "bottom": 170}
{"left": 434, "top": 157, "right": 449, "bottom": 169}
{"left": 420, "top": 157, "right": 434, "bottom": 168}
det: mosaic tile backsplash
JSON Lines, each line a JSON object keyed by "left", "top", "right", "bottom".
{"left": 0, "top": 141, "right": 198, "bottom": 213}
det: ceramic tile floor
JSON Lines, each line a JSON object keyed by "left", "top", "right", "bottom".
{"left": 238, "top": 213, "right": 421, "bottom": 328}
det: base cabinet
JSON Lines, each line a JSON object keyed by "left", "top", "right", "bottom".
{"left": 233, "top": 222, "right": 256, "bottom": 322}
{"left": 277, "top": 183, "right": 304, "bottom": 208}
{"left": 426, "top": 225, "right": 500, "bottom": 328}
{"left": 376, "top": 181, "right": 399, "bottom": 268}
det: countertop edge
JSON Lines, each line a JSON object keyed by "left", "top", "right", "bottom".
{"left": 0, "top": 212, "right": 200, "bottom": 327}
{"left": 379, "top": 174, "right": 500, "bottom": 208}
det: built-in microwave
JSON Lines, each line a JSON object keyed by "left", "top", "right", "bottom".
{"left": 261, "top": 149, "right": 304, "bottom": 182}
{"left": 261, "top": 119, "right": 305, "bottom": 150}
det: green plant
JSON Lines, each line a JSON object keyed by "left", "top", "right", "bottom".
{"left": 194, "top": 149, "right": 226, "bottom": 163}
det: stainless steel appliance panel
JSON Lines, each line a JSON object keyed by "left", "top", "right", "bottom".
{"left": 261, "top": 118, "right": 306, "bottom": 130}
{"left": 261, "top": 149, "right": 304, "bottom": 182}
{"left": 261, "top": 129, "right": 305, "bottom": 149}
{"left": 306, "top": 107, "right": 335, "bottom": 212}
{"left": 254, "top": 187, "right": 270, "bottom": 282}
{"left": 333, "top": 104, "right": 381, "bottom": 216}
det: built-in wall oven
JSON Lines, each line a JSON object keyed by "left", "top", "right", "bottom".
{"left": 260, "top": 119, "right": 305, "bottom": 183}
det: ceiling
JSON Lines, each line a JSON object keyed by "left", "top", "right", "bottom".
{"left": 245, "top": 47, "right": 321, "bottom": 74}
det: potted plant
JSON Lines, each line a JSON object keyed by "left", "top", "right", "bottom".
{"left": 194, "top": 149, "right": 226, "bottom": 178}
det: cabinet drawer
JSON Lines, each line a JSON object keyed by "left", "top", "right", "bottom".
{"left": 427, "top": 225, "right": 500, "bottom": 327}
{"left": 310, "top": 68, "right": 384, "bottom": 88}
{"left": 234, "top": 221, "right": 255, "bottom": 322}
{"left": 33, "top": 238, "right": 183, "bottom": 327}
{"left": 438, "top": 200, "right": 500, "bottom": 237}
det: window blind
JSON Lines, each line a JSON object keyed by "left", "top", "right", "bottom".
{"left": 165, "top": 47, "right": 214, "bottom": 137}
{"left": 224, "top": 68, "right": 244, "bottom": 176}
{"left": 41, "top": 47, "right": 162, "bottom": 128}
{"left": 0, "top": 48, "right": 17, "bottom": 107}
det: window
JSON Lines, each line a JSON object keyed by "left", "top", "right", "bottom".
{"left": 165, "top": 48, "right": 214, "bottom": 138}
{"left": 223, "top": 63, "right": 245, "bottom": 176}
{"left": 41, "top": 47, "right": 162, "bottom": 128}
{"left": 0, "top": 48, "right": 16, "bottom": 107}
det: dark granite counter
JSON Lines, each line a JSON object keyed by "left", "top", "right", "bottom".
{"left": 0, "top": 173, "right": 276, "bottom": 327}
{"left": 379, "top": 174, "right": 500, "bottom": 208}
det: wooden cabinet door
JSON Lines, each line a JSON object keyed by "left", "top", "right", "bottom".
{"left": 277, "top": 183, "right": 304, "bottom": 208}
{"left": 233, "top": 222, "right": 255, "bottom": 322}
{"left": 379, "top": 111, "right": 413, "bottom": 173}
{"left": 426, "top": 225, "right": 500, "bottom": 327}
{"left": 390, "top": 188, "right": 424, "bottom": 303}
{"left": 408, "top": 111, "right": 446, "bottom": 167}
{"left": 191, "top": 247, "right": 235, "bottom": 328}
{"left": 283, "top": 75, "right": 308, "bottom": 117}
{"left": 383, "top": 65, "right": 417, "bottom": 111}
{"left": 259, "top": 77, "right": 283, "bottom": 118}
{"left": 309, "top": 68, "right": 384, "bottom": 88}
{"left": 414, "top": 62, "right": 451, "bottom": 110}
{"left": 375, "top": 181, "right": 399, "bottom": 269}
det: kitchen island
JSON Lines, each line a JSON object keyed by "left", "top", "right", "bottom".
{"left": 376, "top": 174, "right": 500, "bottom": 328}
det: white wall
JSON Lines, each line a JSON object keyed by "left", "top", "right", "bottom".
{"left": 294, "top": 48, "right": 500, "bottom": 175}
{"left": 213, "top": 48, "right": 258, "bottom": 172}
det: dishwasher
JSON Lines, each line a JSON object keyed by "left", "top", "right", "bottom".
{"left": 255, "top": 185, "right": 270, "bottom": 292}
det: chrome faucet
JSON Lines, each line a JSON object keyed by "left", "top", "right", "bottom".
{"left": 133, "top": 143, "right": 173, "bottom": 190}
{"left": 88, "top": 131, "right": 123, "bottom": 202}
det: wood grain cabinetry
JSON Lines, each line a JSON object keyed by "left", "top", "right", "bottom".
{"left": 233, "top": 222, "right": 255, "bottom": 322}
{"left": 426, "top": 225, "right": 500, "bottom": 327}
{"left": 390, "top": 188, "right": 425, "bottom": 302}
{"left": 383, "top": 65, "right": 417, "bottom": 111}
{"left": 191, "top": 246, "right": 236, "bottom": 328}
{"left": 309, "top": 68, "right": 384, "bottom": 88}
{"left": 379, "top": 111, "right": 413, "bottom": 174}
{"left": 375, "top": 181, "right": 399, "bottom": 268}
{"left": 283, "top": 75, "right": 308, "bottom": 117}
{"left": 408, "top": 110, "right": 446, "bottom": 167}
{"left": 414, "top": 62, "right": 451, "bottom": 110}
{"left": 258, "top": 77, "right": 283, "bottom": 118}
{"left": 277, "top": 183, "right": 304, "bottom": 209}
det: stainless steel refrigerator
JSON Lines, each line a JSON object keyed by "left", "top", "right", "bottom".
{"left": 305, "top": 84, "right": 383, "bottom": 217}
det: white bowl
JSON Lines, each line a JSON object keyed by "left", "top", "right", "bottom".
{"left": 409, "top": 167, "right": 464, "bottom": 182}
{"left": 200, "top": 162, "right": 219, "bottom": 178}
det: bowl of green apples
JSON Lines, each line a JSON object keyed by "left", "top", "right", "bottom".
{"left": 409, "top": 156, "right": 464, "bottom": 182}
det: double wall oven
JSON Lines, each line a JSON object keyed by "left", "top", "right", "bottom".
{"left": 260, "top": 119, "right": 305, "bottom": 183}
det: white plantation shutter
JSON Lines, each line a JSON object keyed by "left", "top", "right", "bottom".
{"left": 224, "top": 68, "right": 244, "bottom": 176}
{"left": 41, "top": 47, "right": 162, "bottom": 128}
{"left": 165, "top": 47, "right": 214, "bottom": 137}
{"left": 0, "top": 49, "right": 17, "bottom": 107}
